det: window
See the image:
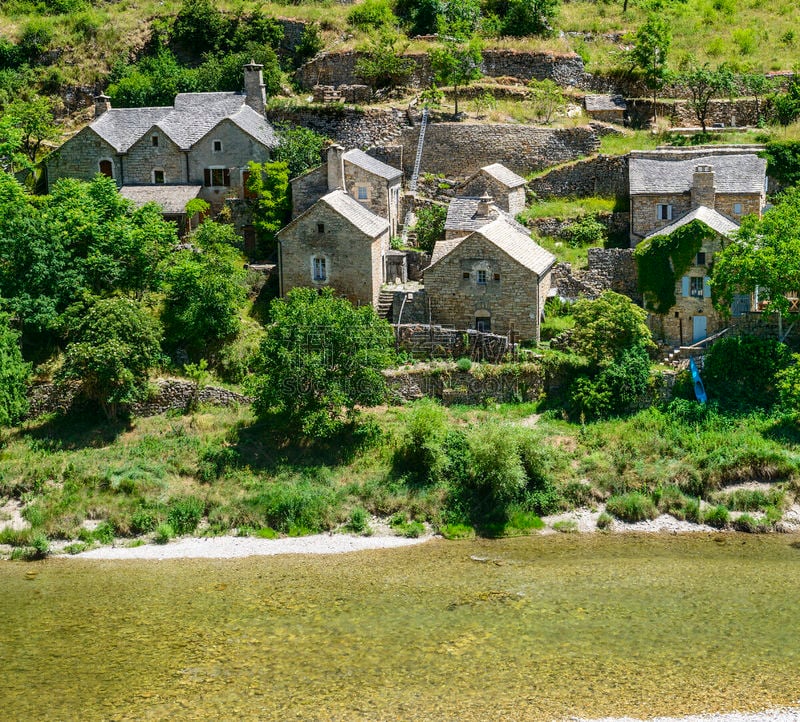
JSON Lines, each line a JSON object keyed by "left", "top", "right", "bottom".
{"left": 493, "top": 273, "right": 501, "bottom": 282}
{"left": 313, "top": 256, "right": 327, "bottom": 282}
{"left": 657, "top": 204, "right": 673, "bottom": 221}
{"left": 475, "top": 311, "right": 491, "bottom": 332}
{"left": 696, "top": 252, "right": 706, "bottom": 266}
{"left": 203, "top": 168, "right": 230, "bottom": 187}
{"left": 152, "top": 169, "right": 165, "bottom": 184}
{"left": 151, "top": 135, "right": 158, "bottom": 147}
{"left": 98, "top": 160, "right": 113, "bottom": 178}
{"left": 463, "top": 271, "right": 470, "bottom": 279}
{"left": 690, "top": 276, "right": 704, "bottom": 298}
{"left": 733, "top": 203, "right": 742, "bottom": 215}
{"left": 357, "top": 186, "right": 368, "bottom": 200}
{"left": 477, "top": 269, "right": 487, "bottom": 285}
{"left": 212, "top": 139, "right": 223, "bottom": 153}
{"left": 317, "top": 223, "right": 325, "bottom": 234}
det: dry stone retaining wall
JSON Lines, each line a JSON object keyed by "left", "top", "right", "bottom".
{"left": 528, "top": 154, "right": 629, "bottom": 199}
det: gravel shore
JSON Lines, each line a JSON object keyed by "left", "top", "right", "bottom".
{"left": 575, "top": 708, "right": 800, "bottom": 722}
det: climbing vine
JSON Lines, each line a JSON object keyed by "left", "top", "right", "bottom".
{"left": 634, "top": 220, "right": 713, "bottom": 313}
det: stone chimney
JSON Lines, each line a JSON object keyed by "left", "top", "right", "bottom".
{"left": 475, "top": 193, "right": 494, "bottom": 219}
{"left": 94, "top": 93, "right": 111, "bottom": 118}
{"left": 243, "top": 60, "right": 266, "bottom": 115}
{"left": 327, "top": 144, "right": 346, "bottom": 192}
{"left": 691, "top": 164, "right": 716, "bottom": 210}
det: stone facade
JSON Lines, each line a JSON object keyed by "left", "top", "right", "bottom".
{"left": 278, "top": 193, "right": 389, "bottom": 308}
{"left": 424, "top": 232, "right": 551, "bottom": 342}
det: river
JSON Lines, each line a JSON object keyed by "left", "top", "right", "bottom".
{"left": 2, "top": 534, "right": 800, "bottom": 721}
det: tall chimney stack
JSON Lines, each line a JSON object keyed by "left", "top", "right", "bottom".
{"left": 327, "top": 144, "right": 346, "bottom": 192}
{"left": 691, "top": 164, "right": 716, "bottom": 210}
{"left": 243, "top": 60, "right": 266, "bottom": 115}
{"left": 94, "top": 93, "right": 111, "bottom": 118}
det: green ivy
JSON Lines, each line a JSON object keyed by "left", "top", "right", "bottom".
{"left": 634, "top": 220, "right": 713, "bottom": 314}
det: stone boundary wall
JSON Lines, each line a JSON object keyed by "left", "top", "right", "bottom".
{"left": 394, "top": 323, "right": 516, "bottom": 361}
{"left": 550, "top": 248, "right": 639, "bottom": 302}
{"left": 627, "top": 98, "right": 763, "bottom": 128}
{"left": 27, "top": 379, "right": 251, "bottom": 420}
{"left": 401, "top": 123, "right": 600, "bottom": 177}
{"left": 528, "top": 154, "right": 629, "bottom": 200}
{"left": 527, "top": 211, "right": 630, "bottom": 241}
{"left": 295, "top": 50, "right": 585, "bottom": 91}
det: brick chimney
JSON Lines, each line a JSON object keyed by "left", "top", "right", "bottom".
{"left": 691, "top": 164, "right": 716, "bottom": 210}
{"left": 327, "top": 144, "right": 346, "bottom": 192}
{"left": 94, "top": 93, "right": 111, "bottom": 118}
{"left": 243, "top": 60, "right": 266, "bottom": 115}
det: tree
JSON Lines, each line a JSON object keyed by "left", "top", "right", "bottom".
{"left": 712, "top": 186, "right": 800, "bottom": 341}
{"left": 678, "top": 62, "right": 735, "bottom": 133}
{"left": 630, "top": 14, "right": 671, "bottom": 120}
{"left": 273, "top": 124, "right": 329, "bottom": 179}
{"left": 5, "top": 96, "right": 58, "bottom": 165}
{"left": 251, "top": 288, "right": 395, "bottom": 437}
{"left": 741, "top": 72, "right": 776, "bottom": 125}
{"left": 355, "top": 29, "right": 417, "bottom": 91}
{"left": 160, "top": 221, "right": 247, "bottom": 358}
{"left": 413, "top": 204, "right": 446, "bottom": 253}
{"left": 347, "top": 0, "right": 397, "bottom": 31}
{"left": 428, "top": 27, "right": 483, "bottom": 117}
{"left": 0, "top": 114, "right": 26, "bottom": 173}
{"left": 528, "top": 78, "right": 565, "bottom": 124}
{"left": 483, "top": 0, "right": 559, "bottom": 37}
{"left": 569, "top": 291, "right": 655, "bottom": 367}
{"left": 245, "top": 160, "right": 291, "bottom": 258}
{"left": 58, "top": 298, "right": 163, "bottom": 419}
{"left": 0, "top": 311, "right": 30, "bottom": 428}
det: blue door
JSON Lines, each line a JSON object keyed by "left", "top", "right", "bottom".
{"left": 692, "top": 315, "right": 707, "bottom": 343}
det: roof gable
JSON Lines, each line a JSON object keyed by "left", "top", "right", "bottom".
{"left": 645, "top": 205, "right": 740, "bottom": 239}
{"left": 343, "top": 148, "right": 402, "bottom": 181}
{"left": 477, "top": 163, "right": 527, "bottom": 189}
{"left": 278, "top": 189, "right": 389, "bottom": 240}
{"left": 445, "top": 197, "right": 529, "bottom": 235}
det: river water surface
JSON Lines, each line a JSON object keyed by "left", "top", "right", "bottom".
{"left": 2, "top": 534, "right": 800, "bottom": 721}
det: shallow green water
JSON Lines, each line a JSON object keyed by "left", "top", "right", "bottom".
{"left": 2, "top": 534, "right": 800, "bottom": 721}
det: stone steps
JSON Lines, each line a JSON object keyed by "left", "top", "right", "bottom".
{"left": 377, "top": 291, "right": 394, "bottom": 321}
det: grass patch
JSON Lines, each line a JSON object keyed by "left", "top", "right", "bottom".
{"left": 521, "top": 197, "right": 617, "bottom": 221}
{"left": 552, "top": 519, "right": 578, "bottom": 533}
{"left": 439, "top": 523, "right": 476, "bottom": 540}
{"left": 605, "top": 492, "right": 658, "bottom": 523}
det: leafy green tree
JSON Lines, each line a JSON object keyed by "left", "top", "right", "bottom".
{"left": 678, "top": 62, "right": 735, "bottom": 133}
{"left": 294, "top": 22, "right": 323, "bottom": 66}
{"left": 160, "top": 221, "right": 247, "bottom": 357}
{"left": 355, "top": 29, "right": 416, "bottom": 91}
{"left": 483, "top": 0, "right": 559, "bottom": 37}
{"left": 770, "top": 75, "right": 800, "bottom": 127}
{"left": 0, "top": 113, "right": 26, "bottom": 173}
{"left": 0, "top": 311, "right": 30, "bottom": 428}
{"left": 761, "top": 140, "right": 800, "bottom": 187}
{"left": 273, "top": 124, "right": 329, "bottom": 178}
{"left": 428, "top": 27, "right": 483, "bottom": 117}
{"left": 251, "top": 288, "right": 395, "bottom": 437}
{"left": 58, "top": 297, "right": 163, "bottom": 419}
{"left": 347, "top": 0, "right": 397, "bottom": 31}
{"left": 172, "top": 0, "right": 230, "bottom": 51}
{"left": 396, "top": 0, "right": 443, "bottom": 36}
{"left": 776, "top": 354, "right": 800, "bottom": 412}
{"left": 741, "top": 71, "right": 776, "bottom": 125}
{"left": 630, "top": 14, "right": 671, "bottom": 118}
{"left": 245, "top": 160, "right": 290, "bottom": 258}
{"left": 712, "top": 186, "right": 800, "bottom": 341}
{"left": 413, "top": 204, "right": 447, "bottom": 253}
{"left": 107, "top": 50, "right": 197, "bottom": 107}
{"left": 4, "top": 95, "right": 58, "bottom": 165}
{"left": 528, "top": 78, "right": 565, "bottom": 124}
{"left": 196, "top": 46, "right": 283, "bottom": 96}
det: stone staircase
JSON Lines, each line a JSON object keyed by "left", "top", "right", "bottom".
{"left": 661, "top": 327, "right": 731, "bottom": 368}
{"left": 377, "top": 290, "right": 394, "bottom": 321}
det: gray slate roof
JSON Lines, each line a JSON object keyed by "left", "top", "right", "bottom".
{"left": 320, "top": 190, "right": 389, "bottom": 237}
{"left": 646, "top": 205, "right": 740, "bottom": 239}
{"left": 91, "top": 92, "right": 277, "bottom": 152}
{"left": 343, "top": 148, "right": 403, "bottom": 181}
{"left": 119, "top": 185, "right": 202, "bottom": 215}
{"left": 478, "top": 163, "right": 527, "bottom": 188}
{"left": 445, "top": 197, "right": 530, "bottom": 235}
{"left": 429, "top": 218, "right": 556, "bottom": 276}
{"left": 585, "top": 95, "right": 627, "bottom": 112}
{"left": 629, "top": 154, "right": 766, "bottom": 195}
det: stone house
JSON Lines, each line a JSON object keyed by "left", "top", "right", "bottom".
{"left": 584, "top": 95, "right": 627, "bottom": 125}
{"left": 118, "top": 185, "right": 204, "bottom": 235}
{"left": 459, "top": 163, "right": 527, "bottom": 216}
{"left": 444, "top": 195, "right": 530, "bottom": 241}
{"left": 45, "top": 63, "right": 278, "bottom": 214}
{"left": 290, "top": 145, "right": 403, "bottom": 237}
{"left": 642, "top": 206, "right": 744, "bottom": 346}
{"left": 628, "top": 149, "right": 766, "bottom": 245}
{"left": 425, "top": 218, "right": 556, "bottom": 342}
{"left": 277, "top": 189, "right": 390, "bottom": 308}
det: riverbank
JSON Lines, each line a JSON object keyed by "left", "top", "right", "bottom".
{"left": 579, "top": 708, "right": 800, "bottom": 722}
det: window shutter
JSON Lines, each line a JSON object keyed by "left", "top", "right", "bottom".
{"left": 681, "top": 276, "right": 690, "bottom": 297}
{"left": 223, "top": 169, "right": 231, "bottom": 186}
{"left": 204, "top": 168, "right": 211, "bottom": 186}
{"left": 667, "top": 205, "right": 673, "bottom": 220}
{"left": 703, "top": 277, "right": 711, "bottom": 298}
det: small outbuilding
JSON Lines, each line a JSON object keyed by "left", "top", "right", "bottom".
{"left": 584, "top": 95, "right": 627, "bottom": 124}
{"left": 459, "top": 163, "right": 528, "bottom": 216}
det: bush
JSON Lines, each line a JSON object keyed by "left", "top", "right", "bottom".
{"left": 92, "top": 521, "right": 115, "bottom": 544}
{"left": 721, "top": 488, "right": 783, "bottom": 512}
{"left": 652, "top": 484, "right": 691, "bottom": 519}
{"left": 395, "top": 399, "right": 451, "bottom": 484}
{"left": 154, "top": 523, "right": 174, "bottom": 544}
{"left": 563, "top": 215, "right": 606, "bottom": 247}
{"left": 438, "top": 523, "right": 475, "bottom": 539}
{"left": 345, "top": 507, "right": 371, "bottom": 535}
{"left": 703, "top": 504, "right": 729, "bottom": 528}
{"left": 596, "top": 511, "right": 613, "bottom": 530}
{"left": 246, "top": 481, "right": 338, "bottom": 534}
{"left": 605, "top": 492, "right": 658, "bottom": 523}
{"left": 413, "top": 205, "right": 447, "bottom": 254}
{"left": 456, "top": 357, "right": 472, "bottom": 372}
{"left": 732, "top": 514, "right": 759, "bottom": 533}
{"left": 347, "top": 0, "right": 397, "bottom": 30}
{"left": 166, "top": 496, "right": 205, "bottom": 535}
{"left": 130, "top": 507, "right": 158, "bottom": 535}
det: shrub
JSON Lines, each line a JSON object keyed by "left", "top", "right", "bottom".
{"left": 246, "top": 482, "right": 338, "bottom": 534}
{"left": 703, "top": 504, "right": 729, "bottom": 528}
{"left": 722, "top": 488, "right": 783, "bottom": 512}
{"left": 438, "top": 523, "right": 475, "bottom": 539}
{"left": 395, "top": 398, "right": 451, "bottom": 485}
{"left": 652, "top": 484, "right": 690, "bottom": 519}
{"left": 413, "top": 205, "right": 447, "bottom": 254}
{"left": 166, "top": 496, "right": 205, "bottom": 535}
{"left": 605, "top": 492, "right": 658, "bottom": 523}
{"left": 456, "top": 357, "right": 472, "bottom": 372}
{"left": 552, "top": 519, "right": 578, "bottom": 533}
{"left": 596, "top": 511, "right": 613, "bottom": 530}
{"left": 347, "top": 0, "right": 397, "bottom": 30}
{"left": 130, "top": 507, "right": 159, "bottom": 535}
{"left": 733, "top": 514, "right": 759, "bottom": 533}
{"left": 345, "top": 507, "right": 371, "bottom": 535}
{"left": 92, "top": 521, "right": 115, "bottom": 544}
{"left": 506, "top": 510, "right": 545, "bottom": 533}
{"left": 154, "top": 523, "right": 174, "bottom": 544}
{"left": 468, "top": 424, "right": 527, "bottom": 507}
{"left": 563, "top": 215, "right": 606, "bottom": 247}
{"left": 684, "top": 497, "right": 702, "bottom": 523}
{"left": 0, "top": 312, "right": 31, "bottom": 428}
{"left": 561, "top": 481, "right": 594, "bottom": 508}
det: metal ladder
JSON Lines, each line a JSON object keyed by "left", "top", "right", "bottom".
{"left": 401, "top": 108, "right": 429, "bottom": 243}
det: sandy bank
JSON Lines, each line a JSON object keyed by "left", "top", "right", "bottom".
{"left": 576, "top": 707, "right": 800, "bottom": 722}
{"left": 74, "top": 532, "right": 434, "bottom": 560}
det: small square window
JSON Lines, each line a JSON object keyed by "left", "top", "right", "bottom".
{"left": 317, "top": 223, "right": 325, "bottom": 234}
{"left": 493, "top": 273, "right": 500, "bottom": 281}
{"left": 357, "top": 186, "right": 368, "bottom": 200}
{"left": 213, "top": 140, "right": 222, "bottom": 152}
{"left": 477, "top": 270, "right": 487, "bottom": 285}
{"left": 696, "top": 252, "right": 706, "bottom": 266}
{"left": 657, "top": 204, "right": 673, "bottom": 221}
{"left": 733, "top": 203, "right": 742, "bottom": 215}
{"left": 153, "top": 170, "right": 165, "bottom": 184}
{"left": 463, "top": 272, "right": 470, "bottom": 279}
{"left": 151, "top": 135, "right": 158, "bottom": 147}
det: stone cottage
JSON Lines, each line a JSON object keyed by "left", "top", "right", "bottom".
{"left": 628, "top": 148, "right": 766, "bottom": 244}
{"left": 425, "top": 218, "right": 556, "bottom": 342}
{"left": 290, "top": 145, "right": 403, "bottom": 237}
{"left": 444, "top": 194, "right": 530, "bottom": 241}
{"left": 45, "top": 63, "right": 278, "bottom": 213}
{"left": 459, "top": 163, "right": 527, "bottom": 216}
{"left": 277, "top": 189, "right": 390, "bottom": 308}
{"left": 584, "top": 95, "right": 627, "bottom": 125}
{"left": 642, "top": 206, "right": 745, "bottom": 346}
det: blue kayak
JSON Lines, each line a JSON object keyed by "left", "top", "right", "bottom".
{"left": 689, "top": 357, "right": 707, "bottom": 404}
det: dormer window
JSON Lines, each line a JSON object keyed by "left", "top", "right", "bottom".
{"left": 153, "top": 169, "right": 165, "bottom": 184}
{"left": 212, "top": 139, "right": 223, "bottom": 153}
{"left": 151, "top": 135, "right": 159, "bottom": 147}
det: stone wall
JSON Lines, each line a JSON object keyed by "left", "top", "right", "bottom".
{"left": 26, "top": 379, "right": 250, "bottom": 420}
{"left": 627, "top": 98, "right": 763, "bottom": 128}
{"left": 550, "top": 248, "right": 639, "bottom": 302}
{"left": 401, "top": 123, "right": 600, "bottom": 177}
{"left": 295, "top": 50, "right": 585, "bottom": 91}
{"left": 526, "top": 212, "right": 630, "bottom": 242}
{"left": 528, "top": 154, "right": 629, "bottom": 200}
{"left": 393, "top": 324, "right": 516, "bottom": 362}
